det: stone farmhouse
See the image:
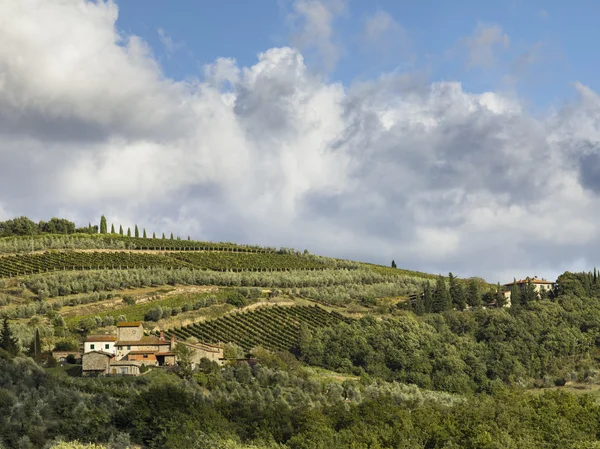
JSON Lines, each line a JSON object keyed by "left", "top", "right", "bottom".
{"left": 502, "top": 276, "right": 554, "bottom": 303}
{"left": 82, "top": 321, "right": 224, "bottom": 376}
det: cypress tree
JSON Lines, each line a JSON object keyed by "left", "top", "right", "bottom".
{"left": 510, "top": 278, "right": 520, "bottom": 308}
{"left": 143, "top": 228, "right": 147, "bottom": 238}
{"left": 521, "top": 279, "right": 537, "bottom": 306}
{"left": 134, "top": 225, "right": 139, "bottom": 238}
{"left": 88, "top": 222, "right": 92, "bottom": 233}
{"left": 413, "top": 293, "right": 425, "bottom": 315}
{"left": 188, "top": 236, "right": 190, "bottom": 241}
{"left": 110, "top": 224, "right": 115, "bottom": 234}
{"left": 467, "top": 278, "right": 481, "bottom": 308}
{"left": 153, "top": 232, "right": 156, "bottom": 239}
{"left": 495, "top": 282, "right": 506, "bottom": 308}
{"left": 432, "top": 276, "right": 451, "bottom": 313}
{"left": 162, "top": 232, "right": 166, "bottom": 239}
{"left": 29, "top": 328, "right": 41, "bottom": 359}
{"left": 0, "top": 318, "right": 19, "bottom": 355}
{"left": 594, "top": 267, "right": 597, "bottom": 284}
{"left": 170, "top": 232, "right": 174, "bottom": 240}
{"left": 119, "top": 225, "right": 123, "bottom": 236}
{"left": 391, "top": 260, "right": 397, "bottom": 269}
{"left": 127, "top": 228, "right": 131, "bottom": 237}
{"left": 449, "top": 272, "right": 466, "bottom": 310}
{"left": 423, "top": 282, "right": 433, "bottom": 313}
{"left": 100, "top": 215, "right": 107, "bottom": 234}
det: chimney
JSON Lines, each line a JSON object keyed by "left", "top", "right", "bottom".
{"left": 159, "top": 331, "right": 164, "bottom": 340}
{"left": 170, "top": 333, "right": 175, "bottom": 351}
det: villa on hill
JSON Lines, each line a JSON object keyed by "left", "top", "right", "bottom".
{"left": 81, "top": 321, "right": 224, "bottom": 376}
{"left": 502, "top": 276, "right": 555, "bottom": 303}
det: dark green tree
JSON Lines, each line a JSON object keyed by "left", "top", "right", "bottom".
{"left": 100, "top": 215, "right": 107, "bottom": 234}
{"left": 119, "top": 225, "right": 123, "bottom": 236}
{"left": 467, "top": 278, "right": 481, "bottom": 308}
{"left": 127, "top": 227, "right": 131, "bottom": 237}
{"left": 143, "top": 228, "right": 147, "bottom": 238}
{"left": 594, "top": 267, "right": 597, "bottom": 284}
{"left": 110, "top": 224, "right": 115, "bottom": 234}
{"left": 449, "top": 272, "right": 466, "bottom": 310}
{"left": 162, "top": 232, "right": 166, "bottom": 239}
{"left": 520, "top": 279, "right": 538, "bottom": 307}
{"left": 423, "top": 282, "right": 433, "bottom": 313}
{"left": 170, "top": 232, "right": 174, "bottom": 240}
{"left": 0, "top": 319, "right": 19, "bottom": 355}
{"left": 432, "top": 276, "right": 451, "bottom": 312}
{"left": 510, "top": 279, "right": 520, "bottom": 308}
{"left": 153, "top": 232, "right": 156, "bottom": 239}
{"left": 391, "top": 260, "right": 397, "bottom": 268}
{"left": 495, "top": 282, "right": 507, "bottom": 308}
{"left": 28, "top": 328, "right": 41, "bottom": 359}
{"left": 134, "top": 225, "right": 139, "bottom": 238}
{"left": 412, "top": 294, "right": 425, "bottom": 315}
{"left": 188, "top": 236, "right": 190, "bottom": 241}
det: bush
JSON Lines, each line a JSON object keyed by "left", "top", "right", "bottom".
{"left": 227, "top": 291, "right": 247, "bottom": 308}
{"left": 144, "top": 306, "right": 163, "bottom": 322}
{"left": 122, "top": 295, "right": 136, "bottom": 305}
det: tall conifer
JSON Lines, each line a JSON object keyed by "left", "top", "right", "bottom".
{"left": 111, "top": 224, "right": 115, "bottom": 234}
{"left": 432, "top": 276, "right": 451, "bottom": 313}
{"left": 100, "top": 215, "right": 107, "bottom": 234}
{"left": 143, "top": 229, "right": 147, "bottom": 238}
{"left": 134, "top": 225, "right": 139, "bottom": 238}
{"left": 119, "top": 225, "right": 123, "bottom": 236}
{"left": 127, "top": 228, "right": 131, "bottom": 237}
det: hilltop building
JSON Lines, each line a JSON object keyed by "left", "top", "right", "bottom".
{"left": 502, "top": 276, "right": 554, "bottom": 303}
{"left": 81, "top": 321, "right": 224, "bottom": 376}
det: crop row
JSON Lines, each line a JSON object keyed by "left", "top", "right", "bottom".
{"left": 166, "top": 305, "right": 351, "bottom": 351}
{"left": 0, "top": 251, "right": 341, "bottom": 278}
{"left": 171, "top": 252, "right": 331, "bottom": 272}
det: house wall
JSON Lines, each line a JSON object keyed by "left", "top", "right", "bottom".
{"left": 109, "top": 364, "right": 141, "bottom": 376}
{"left": 84, "top": 341, "right": 115, "bottom": 354}
{"left": 82, "top": 352, "right": 111, "bottom": 375}
{"left": 127, "top": 353, "right": 158, "bottom": 365}
{"left": 179, "top": 341, "right": 224, "bottom": 365}
{"left": 117, "top": 325, "right": 144, "bottom": 341}
{"left": 116, "top": 343, "right": 170, "bottom": 359}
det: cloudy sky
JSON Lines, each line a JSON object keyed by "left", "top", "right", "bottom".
{"left": 2, "top": 0, "right": 600, "bottom": 283}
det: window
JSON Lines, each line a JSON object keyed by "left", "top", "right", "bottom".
{"left": 90, "top": 344, "right": 95, "bottom": 350}
{"left": 105, "top": 344, "right": 110, "bottom": 349}
{"left": 127, "top": 346, "right": 131, "bottom": 350}
{"left": 143, "top": 354, "right": 148, "bottom": 358}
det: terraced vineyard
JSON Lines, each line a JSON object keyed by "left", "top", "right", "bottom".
{"left": 171, "top": 252, "right": 332, "bottom": 272}
{"left": 167, "top": 305, "right": 351, "bottom": 351}
{"left": 0, "top": 251, "right": 191, "bottom": 277}
{"left": 0, "top": 250, "right": 343, "bottom": 278}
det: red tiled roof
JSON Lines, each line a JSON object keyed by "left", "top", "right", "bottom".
{"left": 117, "top": 321, "right": 143, "bottom": 327}
{"left": 86, "top": 335, "right": 117, "bottom": 342}
{"left": 82, "top": 350, "right": 114, "bottom": 358}
{"left": 116, "top": 336, "right": 171, "bottom": 346}
{"left": 504, "top": 276, "right": 554, "bottom": 286}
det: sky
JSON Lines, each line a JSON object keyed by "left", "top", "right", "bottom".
{"left": 2, "top": 0, "right": 600, "bottom": 283}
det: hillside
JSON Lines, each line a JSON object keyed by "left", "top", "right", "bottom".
{"left": 5, "top": 220, "right": 600, "bottom": 448}
{"left": 0, "top": 225, "right": 461, "bottom": 350}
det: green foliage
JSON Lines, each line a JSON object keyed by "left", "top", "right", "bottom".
{"left": 110, "top": 224, "right": 115, "bottom": 234}
{"left": 449, "top": 272, "right": 466, "bottom": 311}
{"left": 227, "top": 291, "right": 248, "bottom": 308}
{"left": 0, "top": 318, "right": 18, "bottom": 355}
{"left": 391, "top": 260, "right": 396, "bottom": 268}
{"left": 467, "top": 278, "right": 481, "bottom": 307}
{"left": 143, "top": 228, "right": 147, "bottom": 238}
{"left": 119, "top": 225, "right": 123, "bottom": 236}
{"left": 431, "top": 276, "right": 451, "bottom": 312}
{"left": 99, "top": 216, "right": 107, "bottom": 234}
{"left": 126, "top": 228, "right": 131, "bottom": 237}
{"left": 134, "top": 225, "right": 139, "bottom": 238}
{"left": 169, "top": 305, "right": 349, "bottom": 352}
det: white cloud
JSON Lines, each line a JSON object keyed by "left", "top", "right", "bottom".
{"left": 287, "top": 0, "right": 346, "bottom": 71}
{"left": 2, "top": 0, "right": 600, "bottom": 283}
{"left": 462, "top": 22, "right": 510, "bottom": 69}
{"left": 361, "top": 10, "right": 411, "bottom": 63}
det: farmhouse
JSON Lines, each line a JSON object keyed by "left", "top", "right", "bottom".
{"left": 503, "top": 276, "right": 554, "bottom": 302}
{"left": 84, "top": 335, "right": 117, "bottom": 355}
{"left": 81, "top": 321, "right": 224, "bottom": 376}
